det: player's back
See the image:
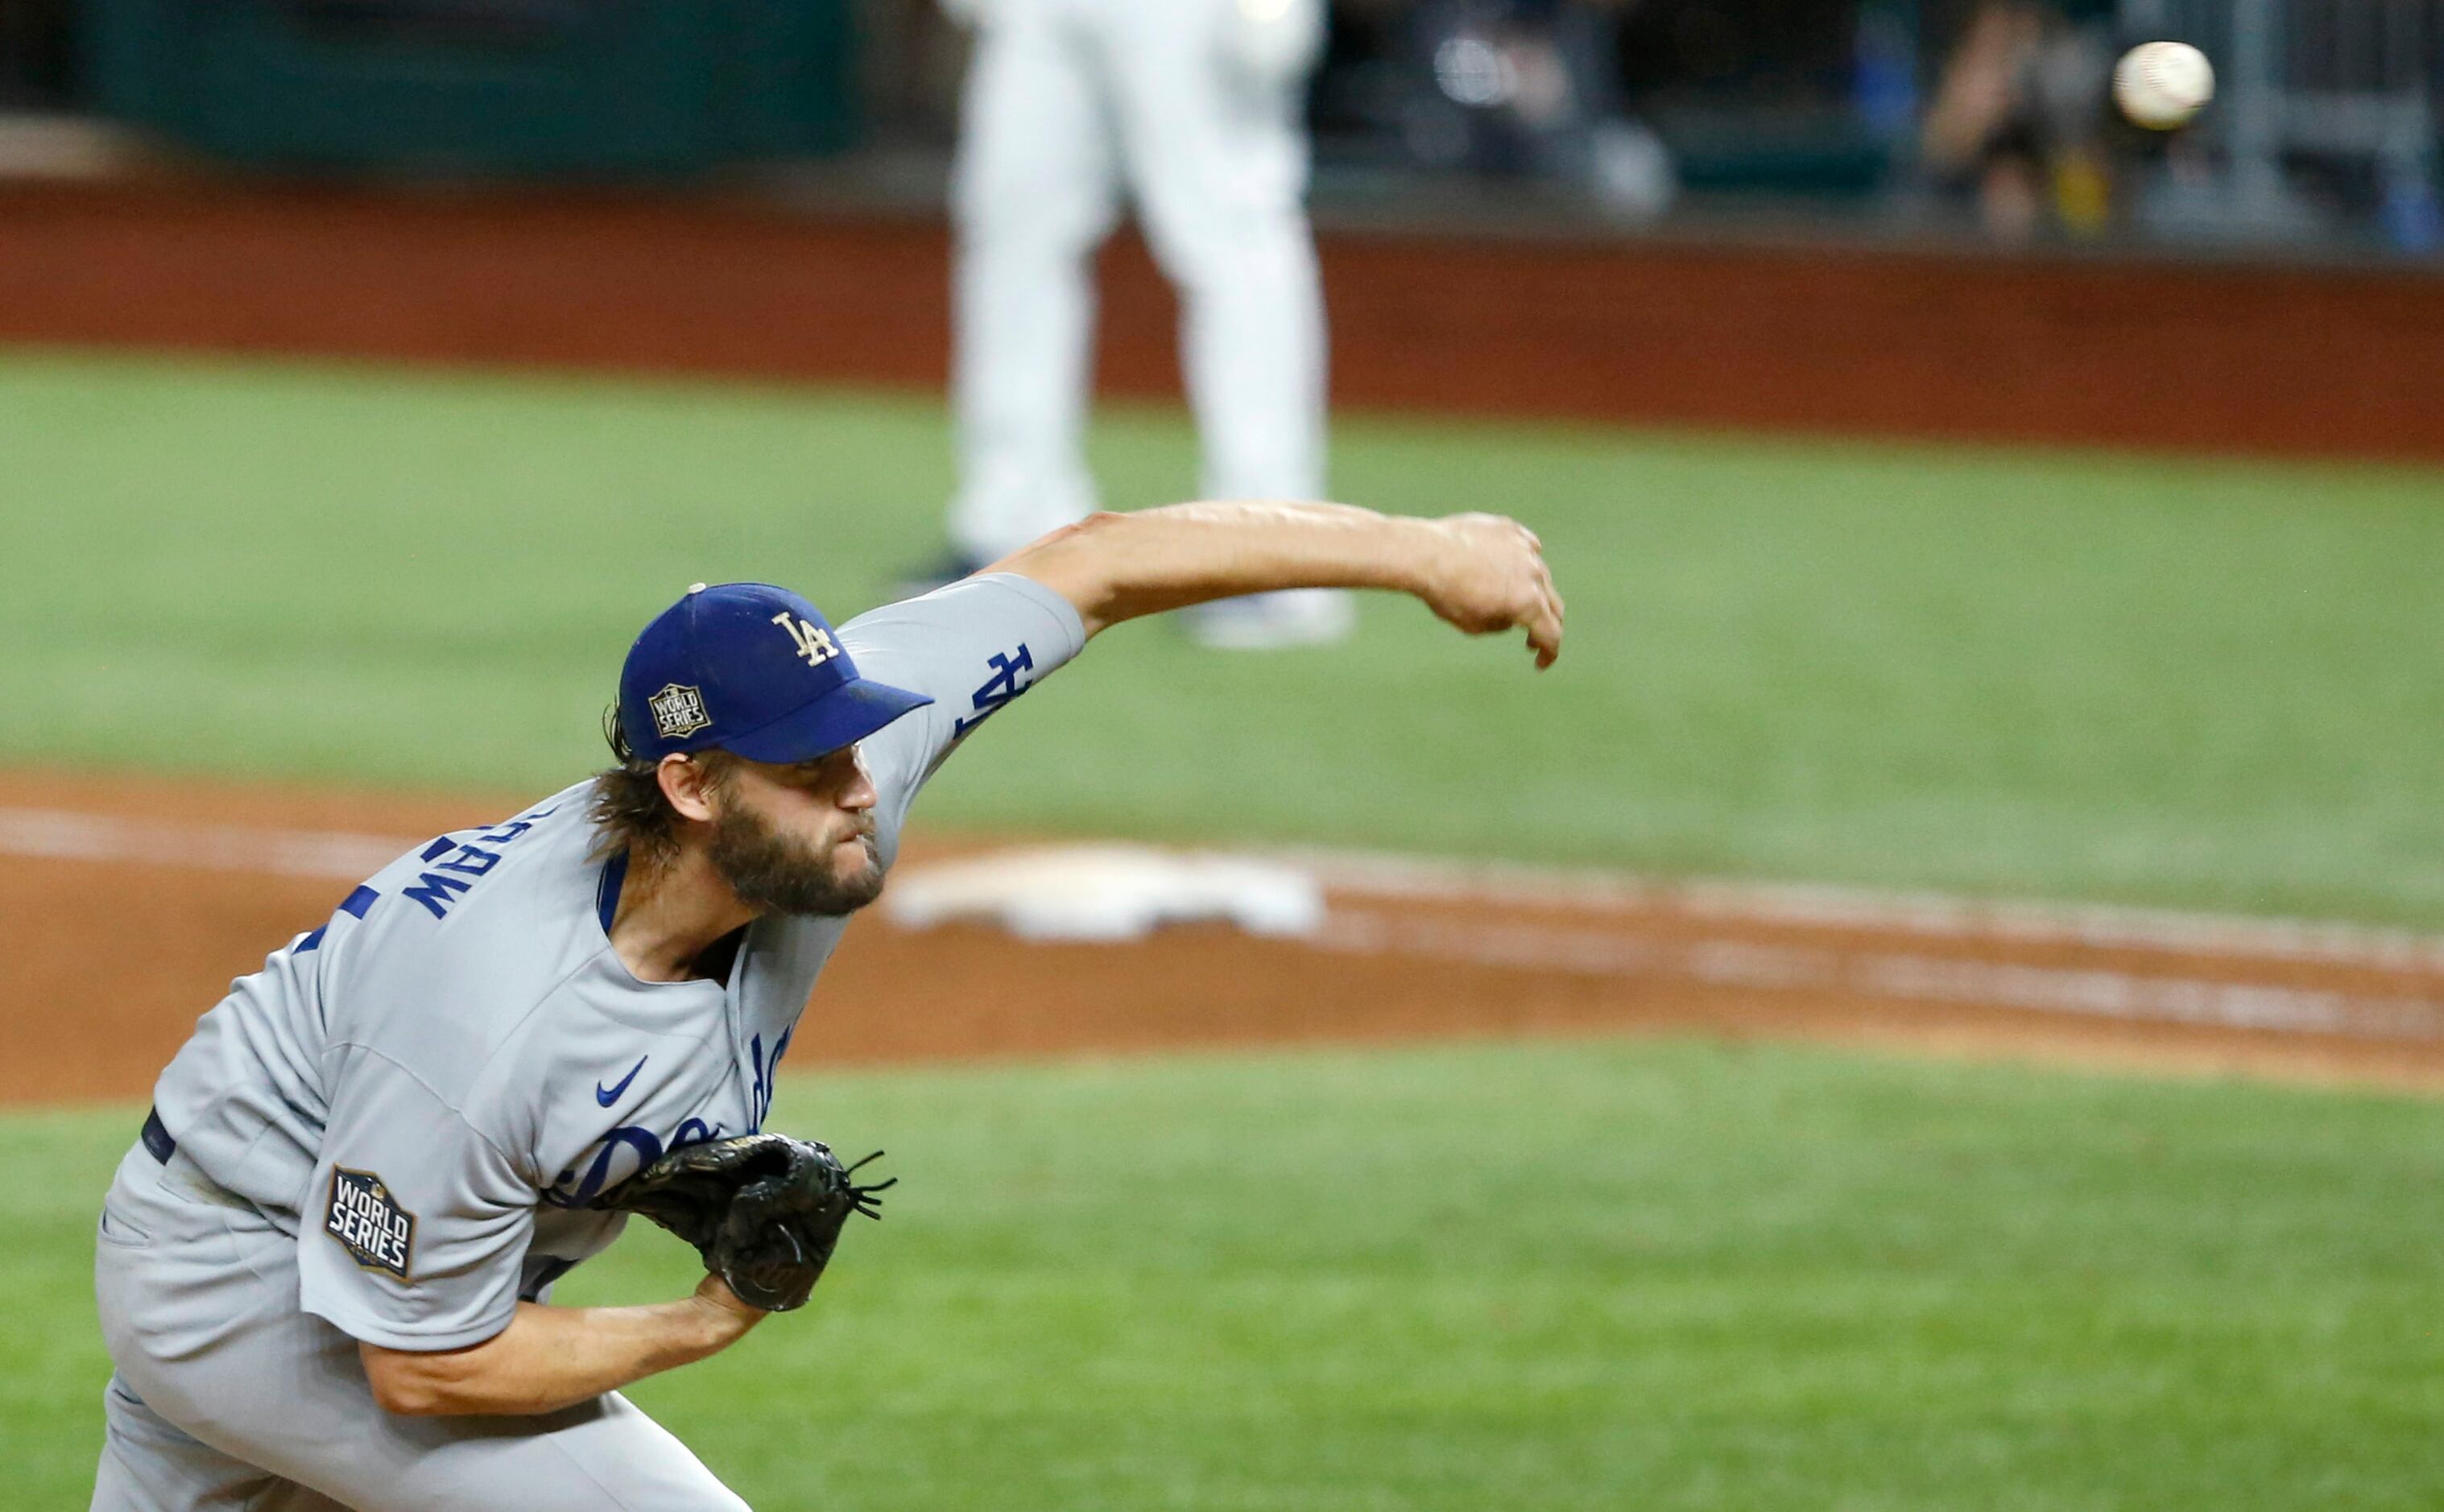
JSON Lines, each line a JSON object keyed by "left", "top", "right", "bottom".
{"left": 148, "top": 783, "right": 603, "bottom": 1227}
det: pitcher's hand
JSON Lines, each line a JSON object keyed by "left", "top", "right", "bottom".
{"left": 1419, "top": 514, "right": 1566, "bottom": 669}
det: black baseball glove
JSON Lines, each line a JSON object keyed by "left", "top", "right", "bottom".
{"left": 589, "top": 1133, "right": 893, "bottom": 1312}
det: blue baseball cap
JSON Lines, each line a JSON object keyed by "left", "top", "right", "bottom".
{"left": 617, "top": 583, "right": 933, "bottom": 764}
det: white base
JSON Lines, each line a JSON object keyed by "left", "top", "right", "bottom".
{"left": 884, "top": 844, "right": 1325, "bottom": 942}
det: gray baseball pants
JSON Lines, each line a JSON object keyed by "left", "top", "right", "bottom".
{"left": 91, "top": 1142, "right": 747, "bottom": 1511}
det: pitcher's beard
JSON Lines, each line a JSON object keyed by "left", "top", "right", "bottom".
{"left": 709, "top": 804, "right": 884, "bottom": 918}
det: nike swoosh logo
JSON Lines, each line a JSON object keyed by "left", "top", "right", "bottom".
{"left": 595, "top": 1056, "right": 647, "bottom": 1107}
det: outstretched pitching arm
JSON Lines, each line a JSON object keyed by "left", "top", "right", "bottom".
{"left": 987, "top": 502, "right": 1566, "bottom": 668}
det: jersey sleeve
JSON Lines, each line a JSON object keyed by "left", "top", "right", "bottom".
{"left": 296, "top": 1044, "right": 536, "bottom": 1352}
{"left": 840, "top": 572, "right": 1088, "bottom": 817}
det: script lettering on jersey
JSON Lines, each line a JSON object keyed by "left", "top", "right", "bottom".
{"left": 952, "top": 643, "right": 1036, "bottom": 738}
{"left": 551, "top": 1122, "right": 669, "bottom": 1208}
{"left": 747, "top": 1027, "right": 793, "bottom": 1132}
{"left": 325, "top": 1168, "right": 416, "bottom": 1279}
{"left": 544, "top": 1028, "right": 792, "bottom": 1207}
{"left": 400, "top": 807, "right": 558, "bottom": 921}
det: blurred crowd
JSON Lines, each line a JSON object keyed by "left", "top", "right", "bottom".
{"left": 1313, "top": 0, "right": 1680, "bottom": 218}
{"left": 1918, "top": 0, "right": 2122, "bottom": 240}
{"left": 868, "top": 0, "right": 2376, "bottom": 243}
{"left": 4, "top": 0, "right": 2438, "bottom": 249}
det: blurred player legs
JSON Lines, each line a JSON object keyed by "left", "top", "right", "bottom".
{"left": 945, "top": 0, "right": 1352, "bottom": 647}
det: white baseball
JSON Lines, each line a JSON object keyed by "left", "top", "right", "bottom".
{"left": 2114, "top": 41, "right": 2214, "bottom": 130}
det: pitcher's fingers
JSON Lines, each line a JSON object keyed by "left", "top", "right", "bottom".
{"left": 1525, "top": 599, "right": 1564, "bottom": 669}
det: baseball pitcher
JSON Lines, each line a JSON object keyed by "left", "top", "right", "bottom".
{"left": 91, "top": 502, "right": 1563, "bottom": 1510}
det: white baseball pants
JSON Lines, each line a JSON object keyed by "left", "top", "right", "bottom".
{"left": 947, "top": 0, "right": 1329, "bottom": 561}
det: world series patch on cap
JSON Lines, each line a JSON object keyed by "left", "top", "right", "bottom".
{"left": 618, "top": 583, "right": 933, "bottom": 764}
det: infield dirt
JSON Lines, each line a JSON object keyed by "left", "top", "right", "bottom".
{"left": 8, "top": 770, "right": 2443, "bottom": 1109}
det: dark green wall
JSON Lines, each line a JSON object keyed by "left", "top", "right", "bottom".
{"left": 84, "top": 0, "right": 859, "bottom": 178}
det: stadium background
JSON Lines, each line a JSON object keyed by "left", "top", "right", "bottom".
{"left": 5, "top": 1, "right": 2444, "bottom": 1506}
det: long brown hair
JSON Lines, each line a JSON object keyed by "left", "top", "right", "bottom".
{"left": 587, "top": 707, "right": 733, "bottom": 866}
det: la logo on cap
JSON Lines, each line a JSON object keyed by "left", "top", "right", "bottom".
{"left": 649, "top": 683, "right": 711, "bottom": 740}
{"left": 618, "top": 580, "right": 933, "bottom": 765}
{"left": 771, "top": 612, "right": 841, "bottom": 668}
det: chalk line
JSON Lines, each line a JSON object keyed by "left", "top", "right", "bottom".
{"left": 6, "top": 810, "right": 2442, "bottom": 1040}
{"left": 1316, "top": 909, "right": 2444, "bottom": 1042}
{"left": 0, "top": 808, "right": 410, "bottom": 882}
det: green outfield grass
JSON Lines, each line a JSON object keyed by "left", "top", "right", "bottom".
{"left": 6, "top": 348, "right": 2444, "bottom": 923}
{"left": 16, "top": 1039, "right": 2444, "bottom": 1508}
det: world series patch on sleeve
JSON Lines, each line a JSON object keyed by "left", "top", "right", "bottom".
{"left": 326, "top": 1169, "right": 416, "bottom": 1279}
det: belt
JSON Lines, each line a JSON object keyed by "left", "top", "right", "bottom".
{"left": 140, "top": 1105, "right": 176, "bottom": 1165}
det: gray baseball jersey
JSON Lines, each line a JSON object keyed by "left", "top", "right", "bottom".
{"left": 96, "top": 573, "right": 1082, "bottom": 1509}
